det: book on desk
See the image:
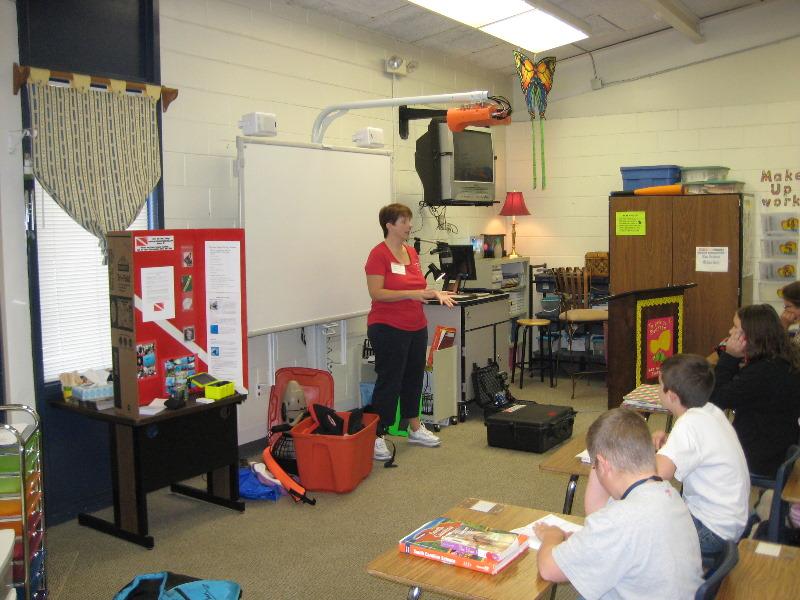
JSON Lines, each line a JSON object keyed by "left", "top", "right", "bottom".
{"left": 398, "top": 517, "right": 528, "bottom": 575}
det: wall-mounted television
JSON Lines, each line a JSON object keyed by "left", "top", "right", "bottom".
{"left": 415, "top": 119, "right": 495, "bottom": 206}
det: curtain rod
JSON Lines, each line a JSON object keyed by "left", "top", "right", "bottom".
{"left": 12, "top": 63, "right": 179, "bottom": 112}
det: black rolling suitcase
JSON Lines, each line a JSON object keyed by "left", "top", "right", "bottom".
{"left": 485, "top": 402, "right": 576, "bottom": 453}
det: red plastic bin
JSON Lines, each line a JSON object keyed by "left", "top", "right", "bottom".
{"left": 290, "top": 412, "right": 378, "bottom": 493}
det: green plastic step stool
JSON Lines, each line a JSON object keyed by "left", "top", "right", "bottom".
{"left": 386, "top": 396, "right": 423, "bottom": 437}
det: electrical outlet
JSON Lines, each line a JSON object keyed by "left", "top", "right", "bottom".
{"left": 257, "top": 383, "right": 270, "bottom": 398}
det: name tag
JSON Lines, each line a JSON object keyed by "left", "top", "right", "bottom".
{"left": 390, "top": 262, "right": 406, "bottom": 275}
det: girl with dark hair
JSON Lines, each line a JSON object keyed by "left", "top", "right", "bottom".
{"left": 780, "top": 281, "right": 800, "bottom": 331}
{"left": 709, "top": 304, "right": 800, "bottom": 477}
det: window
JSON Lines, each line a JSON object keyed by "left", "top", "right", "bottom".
{"left": 35, "top": 182, "right": 149, "bottom": 381}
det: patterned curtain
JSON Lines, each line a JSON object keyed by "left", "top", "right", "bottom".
{"left": 27, "top": 71, "right": 161, "bottom": 256}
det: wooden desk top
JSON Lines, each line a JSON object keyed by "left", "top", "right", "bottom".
{"left": 717, "top": 539, "right": 800, "bottom": 600}
{"left": 782, "top": 461, "right": 800, "bottom": 504}
{"left": 50, "top": 393, "right": 245, "bottom": 426}
{"left": 367, "top": 498, "right": 583, "bottom": 600}
{"left": 539, "top": 435, "right": 591, "bottom": 478}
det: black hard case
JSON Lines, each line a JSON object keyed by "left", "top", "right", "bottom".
{"left": 485, "top": 402, "right": 576, "bottom": 453}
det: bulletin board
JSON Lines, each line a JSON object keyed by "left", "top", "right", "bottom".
{"left": 237, "top": 139, "right": 392, "bottom": 335}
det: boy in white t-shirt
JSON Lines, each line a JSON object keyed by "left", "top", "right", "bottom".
{"left": 652, "top": 353, "right": 750, "bottom": 557}
{"left": 535, "top": 408, "right": 703, "bottom": 600}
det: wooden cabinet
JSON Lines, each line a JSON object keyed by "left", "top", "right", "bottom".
{"left": 609, "top": 194, "right": 750, "bottom": 356}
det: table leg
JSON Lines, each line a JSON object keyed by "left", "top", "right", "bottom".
{"left": 77, "top": 423, "right": 154, "bottom": 549}
{"left": 408, "top": 586, "right": 422, "bottom": 599}
{"left": 563, "top": 474, "right": 579, "bottom": 514}
{"left": 170, "top": 464, "right": 245, "bottom": 511}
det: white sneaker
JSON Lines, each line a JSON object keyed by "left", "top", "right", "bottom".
{"left": 408, "top": 423, "right": 441, "bottom": 447}
{"left": 374, "top": 437, "right": 392, "bottom": 461}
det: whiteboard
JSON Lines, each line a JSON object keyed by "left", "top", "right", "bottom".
{"left": 238, "top": 139, "right": 392, "bottom": 335}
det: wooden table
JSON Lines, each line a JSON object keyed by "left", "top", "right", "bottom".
{"left": 51, "top": 394, "right": 245, "bottom": 548}
{"left": 717, "top": 539, "right": 800, "bottom": 599}
{"left": 781, "top": 461, "right": 800, "bottom": 503}
{"left": 367, "top": 498, "right": 583, "bottom": 600}
{"left": 539, "top": 436, "right": 590, "bottom": 514}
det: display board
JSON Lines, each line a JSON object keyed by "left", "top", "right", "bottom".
{"left": 107, "top": 229, "right": 248, "bottom": 413}
{"left": 238, "top": 139, "right": 392, "bottom": 335}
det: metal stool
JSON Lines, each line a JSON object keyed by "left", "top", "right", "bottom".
{"left": 511, "top": 318, "right": 554, "bottom": 388}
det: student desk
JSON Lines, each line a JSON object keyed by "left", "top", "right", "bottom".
{"left": 367, "top": 497, "right": 583, "bottom": 600}
{"left": 782, "top": 460, "right": 800, "bottom": 503}
{"left": 538, "top": 436, "right": 590, "bottom": 514}
{"left": 717, "top": 539, "right": 800, "bottom": 599}
{"left": 51, "top": 394, "right": 246, "bottom": 548}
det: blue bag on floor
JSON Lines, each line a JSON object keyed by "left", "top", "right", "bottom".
{"left": 238, "top": 466, "right": 281, "bottom": 501}
{"left": 114, "top": 572, "right": 241, "bottom": 599}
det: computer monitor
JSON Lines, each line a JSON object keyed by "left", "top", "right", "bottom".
{"left": 439, "top": 245, "right": 476, "bottom": 292}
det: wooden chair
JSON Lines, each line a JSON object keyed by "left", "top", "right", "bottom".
{"left": 553, "top": 267, "right": 609, "bottom": 398}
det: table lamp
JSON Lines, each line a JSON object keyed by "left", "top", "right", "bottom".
{"left": 499, "top": 191, "right": 530, "bottom": 258}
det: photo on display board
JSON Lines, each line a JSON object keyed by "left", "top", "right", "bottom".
{"left": 183, "top": 326, "right": 195, "bottom": 342}
{"left": 136, "top": 343, "right": 157, "bottom": 379}
{"left": 182, "top": 248, "right": 194, "bottom": 267}
{"left": 163, "top": 355, "right": 196, "bottom": 397}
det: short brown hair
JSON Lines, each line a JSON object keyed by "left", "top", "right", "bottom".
{"left": 782, "top": 281, "right": 800, "bottom": 307}
{"left": 660, "top": 354, "right": 714, "bottom": 408}
{"left": 378, "top": 203, "right": 412, "bottom": 238}
{"left": 586, "top": 408, "right": 656, "bottom": 473}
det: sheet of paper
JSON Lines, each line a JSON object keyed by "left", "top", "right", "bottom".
{"left": 470, "top": 500, "right": 497, "bottom": 513}
{"left": 205, "top": 241, "right": 244, "bottom": 389}
{"left": 696, "top": 246, "right": 728, "bottom": 272}
{"left": 139, "top": 397, "right": 168, "bottom": 416}
{"left": 615, "top": 211, "right": 646, "bottom": 236}
{"left": 755, "top": 542, "right": 782, "bottom": 557}
{"left": 141, "top": 266, "right": 176, "bottom": 322}
{"left": 512, "top": 514, "right": 584, "bottom": 550}
{"left": 575, "top": 449, "right": 590, "bottom": 464}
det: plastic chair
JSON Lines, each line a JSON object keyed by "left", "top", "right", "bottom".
{"left": 553, "top": 267, "right": 608, "bottom": 398}
{"left": 695, "top": 539, "right": 738, "bottom": 600}
{"left": 749, "top": 444, "right": 800, "bottom": 543}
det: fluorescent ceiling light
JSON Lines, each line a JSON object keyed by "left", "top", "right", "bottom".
{"left": 407, "top": 0, "right": 532, "bottom": 27}
{"left": 408, "top": 0, "right": 588, "bottom": 53}
{"left": 481, "top": 9, "right": 587, "bottom": 53}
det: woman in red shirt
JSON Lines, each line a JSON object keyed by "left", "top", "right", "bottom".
{"left": 365, "top": 203, "right": 454, "bottom": 461}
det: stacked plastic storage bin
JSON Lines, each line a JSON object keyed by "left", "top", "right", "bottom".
{"left": 0, "top": 406, "right": 45, "bottom": 600}
{"left": 681, "top": 166, "right": 744, "bottom": 194}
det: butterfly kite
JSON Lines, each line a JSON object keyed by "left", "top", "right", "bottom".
{"left": 514, "top": 50, "right": 556, "bottom": 189}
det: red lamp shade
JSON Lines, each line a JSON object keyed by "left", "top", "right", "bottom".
{"left": 499, "top": 191, "right": 530, "bottom": 216}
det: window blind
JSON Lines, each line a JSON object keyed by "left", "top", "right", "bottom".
{"left": 35, "top": 183, "right": 149, "bottom": 382}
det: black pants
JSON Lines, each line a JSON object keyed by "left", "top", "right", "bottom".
{"left": 367, "top": 324, "right": 428, "bottom": 435}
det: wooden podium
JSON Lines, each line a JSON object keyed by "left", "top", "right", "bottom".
{"left": 606, "top": 284, "right": 697, "bottom": 409}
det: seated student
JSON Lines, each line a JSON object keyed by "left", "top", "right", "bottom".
{"left": 535, "top": 408, "right": 703, "bottom": 600}
{"left": 709, "top": 304, "right": 800, "bottom": 479}
{"left": 651, "top": 354, "right": 750, "bottom": 557}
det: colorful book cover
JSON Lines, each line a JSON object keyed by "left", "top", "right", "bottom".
{"left": 398, "top": 517, "right": 528, "bottom": 575}
{"left": 427, "top": 326, "right": 457, "bottom": 367}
